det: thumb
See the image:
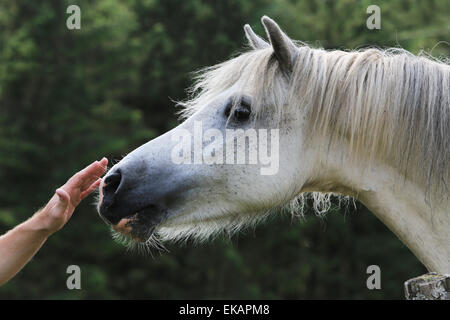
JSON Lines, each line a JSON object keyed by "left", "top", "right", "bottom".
{"left": 54, "top": 188, "right": 70, "bottom": 213}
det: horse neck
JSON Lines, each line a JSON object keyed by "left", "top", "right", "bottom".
{"left": 304, "top": 139, "right": 450, "bottom": 273}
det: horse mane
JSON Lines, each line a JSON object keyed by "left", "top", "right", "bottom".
{"left": 180, "top": 42, "right": 450, "bottom": 201}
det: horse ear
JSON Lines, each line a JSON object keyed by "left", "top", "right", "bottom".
{"left": 244, "top": 24, "right": 269, "bottom": 50}
{"left": 261, "top": 16, "right": 296, "bottom": 72}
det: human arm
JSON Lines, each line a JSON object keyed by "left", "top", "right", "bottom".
{"left": 0, "top": 158, "right": 108, "bottom": 286}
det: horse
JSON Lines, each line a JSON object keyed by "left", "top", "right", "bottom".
{"left": 97, "top": 16, "right": 449, "bottom": 273}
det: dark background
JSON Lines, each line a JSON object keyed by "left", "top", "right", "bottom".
{"left": 0, "top": 0, "right": 448, "bottom": 299}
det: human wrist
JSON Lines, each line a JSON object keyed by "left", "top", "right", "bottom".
{"left": 21, "top": 209, "right": 56, "bottom": 238}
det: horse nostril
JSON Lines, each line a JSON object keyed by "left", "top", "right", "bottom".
{"left": 104, "top": 171, "right": 122, "bottom": 194}
{"left": 100, "top": 170, "right": 124, "bottom": 224}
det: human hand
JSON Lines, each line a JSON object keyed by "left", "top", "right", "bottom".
{"left": 37, "top": 158, "right": 108, "bottom": 234}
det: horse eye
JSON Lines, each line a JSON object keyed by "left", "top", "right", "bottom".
{"left": 224, "top": 98, "right": 252, "bottom": 122}
{"left": 233, "top": 105, "right": 251, "bottom": 121}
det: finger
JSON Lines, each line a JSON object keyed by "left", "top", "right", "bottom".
{"left": 79, "top": 158, "right": 108, "bottom": 190}
{"left": 80, "top": 174, "right": 103, "bottom": 192}
{"left": 66, "top": 158, "right": 108, "bottom": 189}
{"left": 99, "top": 157, "right": 108, "bottom": 169}
{"left": 80, "top": 178, "right": 102, "bottom": 200}
{"left": 66, "top": 161, "right": 99, "bottom": 188}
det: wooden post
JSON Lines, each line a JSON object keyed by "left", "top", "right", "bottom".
{"left": 404, "top": 272, "right": 450, "bottom": 300}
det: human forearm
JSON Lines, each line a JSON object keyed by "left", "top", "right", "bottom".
{"left": 0, "top": 211, "right": 52, "bottom": 286}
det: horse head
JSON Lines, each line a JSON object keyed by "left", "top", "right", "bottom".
{"left": 97, "top": 17, "right": 311, "bottom": 244}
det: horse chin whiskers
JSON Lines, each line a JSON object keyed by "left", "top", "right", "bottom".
{"left": 111, "top": 196, "right": 346, "bottom": 253}
{"left": 111, "top": 227, "right": 168, "bottom": 257}
{"left": 154, "top": 208, "right": 276, "bottom": 245}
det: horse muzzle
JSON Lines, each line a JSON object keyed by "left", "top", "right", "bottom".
{"left": 97, "top": 164, "right": 171, "bottom": 242}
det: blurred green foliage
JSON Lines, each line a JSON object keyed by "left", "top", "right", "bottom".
{"left": 1, "top": 0, "right": 447, "bottom": 299}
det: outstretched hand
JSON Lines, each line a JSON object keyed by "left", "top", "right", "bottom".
{"left": 38, "top": 158, "right": 108, "bottom": 234}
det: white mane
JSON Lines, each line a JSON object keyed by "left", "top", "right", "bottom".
{"left": 181, "top": 43, "right": 450, "bottom": 201}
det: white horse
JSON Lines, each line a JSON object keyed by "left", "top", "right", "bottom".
{"left": 97, "top": 17, "right": 449, "bottom": 273}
